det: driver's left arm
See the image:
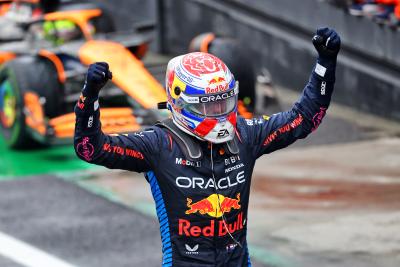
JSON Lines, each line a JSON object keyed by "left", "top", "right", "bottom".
{"left": 242, "top": 28, "right": 340, "bottom": 159}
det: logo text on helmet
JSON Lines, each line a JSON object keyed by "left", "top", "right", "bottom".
{"left": 199, "top": 90, "right": 235, "bottom": 103}
{"left": 206, "top": 76, "right": 228, "bottom": 94}
{"left": 217, "top": 129, "right": 229, "bottom": 138}
{"left": 180, "top": 93, "right": 200, "bottom": 104}
{"left": 175, "top": 65, "right": 194, "bottom": 83}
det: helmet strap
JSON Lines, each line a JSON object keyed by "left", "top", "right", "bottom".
{"left": 156, "top": 119, "right": 203, "bottom": 161}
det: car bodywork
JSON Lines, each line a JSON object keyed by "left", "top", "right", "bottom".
{"left": 0, "top": 5, "right": 167, "bottom": 147}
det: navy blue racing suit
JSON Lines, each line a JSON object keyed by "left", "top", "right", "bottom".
{"left": 74, "top": 64, "right": 335, "bottom": 266}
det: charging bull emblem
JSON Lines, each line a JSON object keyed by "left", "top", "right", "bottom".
{"left": 186, "top": 193, "right": 241, "bottom": 218}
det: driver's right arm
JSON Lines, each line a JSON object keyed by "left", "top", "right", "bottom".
{"left": 74, "top": 62, "right": 163, "bottom": 172}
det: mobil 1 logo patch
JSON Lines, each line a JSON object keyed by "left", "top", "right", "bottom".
{"left": 176, "top": 158, "right": 201, "bottom": 168}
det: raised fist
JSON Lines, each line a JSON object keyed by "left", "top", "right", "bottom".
{"left": 84, "top": 62, "right": 113, "bottom": 96}
{"left": 312, "top": 27, "right": 341, "bottom": 60}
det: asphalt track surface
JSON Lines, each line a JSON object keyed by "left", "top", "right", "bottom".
{"left": 0, "top": 176, "right": 162, "bottom": 267}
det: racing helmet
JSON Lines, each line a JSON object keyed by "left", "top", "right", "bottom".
{"left": 165, "top": 52, "right": 238, "bottom": 144}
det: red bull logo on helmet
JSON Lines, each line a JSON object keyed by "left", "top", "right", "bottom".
{"left": 208, "top": 77, "right": 225, "bottom": 85}
{"left": 185, "top": 193, "right": 241, "bottom": 218}
{"left": 206, "top": 76, "right": 228, "bottom": 94}
{"left": 205, "top": 77, "right": 229, "bottom": 94}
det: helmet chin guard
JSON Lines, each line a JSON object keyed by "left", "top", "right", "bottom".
{"left": 165, "top": 52, "right": 238, "bottom": 144}
{"left": 172, "top": 112, "right": 237, "bottom": 144}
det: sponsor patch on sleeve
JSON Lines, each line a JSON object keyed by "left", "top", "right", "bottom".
{"left": 315, "top": 63, "right": 327, "bottom": 77}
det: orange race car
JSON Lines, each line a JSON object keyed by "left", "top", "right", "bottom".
{"left": 0, "top": 1, "right": 257, "bottom": 149}
{"left": 0, "top": 1, "right": 167, "bottom": 148}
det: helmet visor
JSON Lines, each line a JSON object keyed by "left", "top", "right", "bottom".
{"left": 186, "top": 96, "right": 237, "bottom": 117}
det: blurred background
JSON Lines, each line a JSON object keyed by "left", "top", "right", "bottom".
{"left": 0, "top": 0, "right": 399, "bottom": 267}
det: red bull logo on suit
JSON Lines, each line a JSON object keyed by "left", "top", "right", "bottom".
{"left": 179, "top": 212, "right": 244, "bottom": 237}
{"left": 178, "top": 193, "right": 244, "bottom": 237}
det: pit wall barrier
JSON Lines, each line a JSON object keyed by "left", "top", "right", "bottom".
{"left": 156, "top": 0, "right": 400, "bottom": 121}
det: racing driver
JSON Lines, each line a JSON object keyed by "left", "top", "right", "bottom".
{"left": 74, "top": 27, "right": 341, "bottom": 266}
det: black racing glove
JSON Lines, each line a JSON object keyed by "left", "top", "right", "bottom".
{"left": 312, "top": 27, "right": 341, "bottom": 81}
{"left": 82, "top": 62, "right": 113, "bottom": 98}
